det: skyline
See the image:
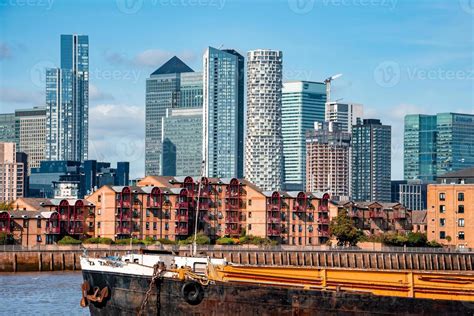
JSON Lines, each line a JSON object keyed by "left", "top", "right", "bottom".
{"left": 0, "top": 0, "right": 473, "bottom": 179}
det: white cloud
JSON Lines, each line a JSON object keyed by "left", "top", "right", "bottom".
{"left": 89, "top": 84, "right": 115, "bottom": 101}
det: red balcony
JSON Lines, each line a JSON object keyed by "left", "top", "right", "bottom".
{"left": 117, "top": 226, "right": 131, "bottom": 234}
{"left": 317, "top": 217, "right": 330, "bottom": 225}
{"left": 226, "top": 202, "right": 240, "bottom": 210}
{"left": 225, "top": 227, "right": 241, "bottom": 235}
{"left": 227, "top": 189, "right": 239, "bottom": 197}
{"left": 68, "top": 226, "right": 84, "bottom": 234}
{"left": 267, "top": 228, "right": 281, "bottom": 236}
{"left": 46, "top": 226, "right": 60, "bottom": 234}
{"left": 370, "top": 211, "right": 385, "bottom": 218}
{"left": 318, "top": 205, "right": 329, "bottom": 213}
{"left": 119, "top": 200, "right": 131, "bottom": 208}
{"left": 393, "top": 211, "right": 407, "bottom": 219}
{"left": 59, "top": 214, "right": 68, "bottom": 221}
{"left": 268, "top": 216, "right": 281, "bottom": 224}
{"left": 225, "top": 216, "right": 239, "bottom": 224}
{"left": 177, "top": 201, "right": 189, "bottom": 209}
{"left": 148, "top": 200, "right": 162, "bottom": 208}
{"left": 116, "top": 211, "right": 132, "bottom": 220}
{"left": 175, "top": 227, "right": 189, "bottom": 235}
{"left": 293, "top": 202, "right": 305, "bottom": 212}
{"left": 348, "top": 210, "right": 363, "bottom": 218}
{"left": 177, "top": 214, "right": 189, "bottom": 222}
{"left": 318, "top": 230, "right": 330, "bottom": 237}
{"left": 0, "top": 226, "right": 11, "bottom": 233}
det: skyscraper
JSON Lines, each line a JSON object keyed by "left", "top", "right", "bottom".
{"left": 15, "top": 106, "right": 46, "bottom": 174}
{"left": 145, "top": 56, "right": 202, "bottom": 175}
{"left": 46, "top": 34, "right": 89, "bottom": 162}
{"left": 404, "top": 113, "right": 474, "bottom": 181}
{"left": 245, "top": 49, "right": 283, "bottom": 191}
{"left": 325, "top": 102, "right": 363, "bottom": 133}
{"left": 162, "top": 108, "right": 203, "bottom": 176}
{"left": 0, "top": 142, "right": 25, "bottom": 202}
{"left": 203, "top": 47, "right": 244, "bottom": 178}
{"left": 282, "top": 81, "right": 326, "bottom": 190}
{"left": 306, "top": 122, "right": 351, "bottom": 201}
{"left": 0, "top": 113, "right": 17, "bottom": 144}
{"left": 352, "top": 119, "right": 391, "bottom": 201}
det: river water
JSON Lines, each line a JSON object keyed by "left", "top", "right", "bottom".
{"left": 0, "top": 272, "right": 89, "bottom": 315}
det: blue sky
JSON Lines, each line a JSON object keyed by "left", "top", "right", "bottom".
{"left": 0, "top": 0, "right": 473, "bottom": 179}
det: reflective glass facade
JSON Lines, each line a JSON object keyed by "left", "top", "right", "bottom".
{"left": 404, "top": 113, "right": 474, "bottom": 181}
{"left": 0, "top": 113, "right": 17, "bottom": 144}
{"left": 203, "top": 47, "right": 244, "bottom": 178}
{"left": 145, "top": 57, "right": 202, "bottom": 175}
{"left": 352, "top": 119, "right": 391, "bottom": 201}
{"left": 161, "top": 108, "right": 203, "bottom": 177}
{"left": 282, "top": 81, "right": 326, "bottom": 190}
{"left": 46, "top": 34, "right": 89, "bottom": 162}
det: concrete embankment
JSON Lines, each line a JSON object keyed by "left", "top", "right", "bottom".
{"left": 1, "top": 245, "right": 473, "bottom": 272}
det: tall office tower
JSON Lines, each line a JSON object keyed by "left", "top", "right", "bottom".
{"left": 145, "top": 56, "right": 202, "bottom": 175}
{"left": 0, "top": 142, "right": 25, "bottom": 202}
{"left": 46, "top": 34, "right": 89, "bottom": 162}
{"left": 245, "top": 49, "right": 283, "bottom": 191}
{"left": 203, "top": 47, "right": 245, "bottom": 178}
{"left": 325, "top": 102, "right": 363, "bottom": 133}
{"left": 404, "top": 113, "right": 474, "bottom": 181}
{"left": 15, "top": 107, "right": 46, "bottom": 174}
{"left": 352, "top": 119, "right": 391, "bottom": 202}
{"left": 0, "top": 113, "right": 17, "bottom": 144}
{"left": 282, "top": 81, "right": 326, "bottom": 190}
{"left": 162, "top": 108, "right": 203, "bottom": 176}
{"left": 306, "top": 122, "right": 351, "bottom": 201}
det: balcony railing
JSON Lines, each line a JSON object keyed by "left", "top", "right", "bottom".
{"left": 176, "top": 214, "right": 189, "bottom": 222}
{"left": 317, "top": 217, "right": 330, "bottom": 225}
{"left": 226, "top": 202, "right": 240, "bottom": 210}
{"left": 393, "top": 211, "right": 407, "bottom": 219}
{"left": 318, "top": 230, "right": 330, "bottom": 237}
{"left": 45, "top": 226, "right": 60, "bottom": 234}
{"left": 267, "top": 228, "right": 281, "bottom": 236}
{"left": 348, "top": 210, "right": 363, "bottom": 218}
{"left": 119, "top": 200, "right": 131, "bottom": 208}
{"left": 0, "top": 226, "right": 11, "bottom": 233}
{"left": 175, "top": 227, "right": 189, "bottom": 235}
{"left": 268, "top": 217, "right": 281, "bottom": 224}
{"left": 293, "top": 202, "right": 306, "bottom": 212}
{"left": 318, "top": 206, "right": 329, "bottom": 213}
{"left": 225, "top": 227, "right": 241, "bottom": 235}
{"left": 68, "top": 227, "right": 84, "bottom": 234}
{"left": 177, "top": 201, "right": 189, "bottom": 209}
{"left": 225, "top": 216, "right": 239, "bottom": 224}
{"left": 370, "top": 211, "right": 385, "bottom": 218}
{"left": 117, "top": 227, "right": 131, "bottom": 234}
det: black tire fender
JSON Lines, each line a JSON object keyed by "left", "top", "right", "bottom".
{"left": 181, "top": 281, "right": 204, "bottom": 305}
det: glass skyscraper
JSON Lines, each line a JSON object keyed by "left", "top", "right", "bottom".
{"left": 282, "top": 81, "right": 326, "bottom": 190}
{"left": 46, "top": 34, "right": 89, "bottom": 162}
{"left": 203, "top": 47, "right": 244, "bottom": 178}
{"left": 145, "top": 56, "right": 202, "bottom": 175}
{"left": 0, "top": 113, "right": 17, "bottom": 144}
{"left": 404, "top": 113, "right": 474, "bottom": 181}
{"left": 162, "top": 108, "right": 203, "bottom": 177}
{"left": 352, "top": 119, "right": 391, "bottom": 202}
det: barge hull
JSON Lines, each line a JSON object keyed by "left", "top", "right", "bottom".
{"left": 82, "top": 270, "right": 474, "bottom": 315}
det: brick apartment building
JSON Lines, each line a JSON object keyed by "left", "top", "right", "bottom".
{"left": 427, "top": 168, "right": 474, "bottom": 248}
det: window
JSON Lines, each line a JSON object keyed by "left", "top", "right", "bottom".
{"left": 439, "top": 205, "right": 446, "bottom": 213}
{"left": 458, "top": 231, "right": 465, "bottom": 240}
{"left": 146, "top": 210, "right": 150, "bottom": 217}
{"left": 97, "top": 222, "right": 101, "bottom": 228}
{"left": 248, "top": 199, "right": 252, "bottom": 206}
{"left": 36, "top": 235, "right": 42, "bottom": 242}
{"left": 153, "top": 222, "right": 157, "bottom": 230}
{"left": 439, "top": 218, "right": 446, "bottom": 227}
{"left": 165, "top": 223, "right": 169, "bottom": 230}
{"left": 98, "top": 195, "right": 101, "bottom": 202}
{"left": 439, "top": 193, "right": 446, "bottom": 201}
{"left": 308, "top": 237, "right": 312, "bottom": 244}
{"left": 248, "top": 212, "right": 252, "bottom": 218}
{"left": 458, "top": 193, "right": 464, "bottom": 201}
{"left": 298, "top": 237, "right": 302, "bottom": 245}
{"left": 37, "top": 219, "right": 41, "bottom": 228}
{"left": 23, "top": 220, "right": 28, "bottom": 228}
{"left": 248, "top": 224, "right": 252, "bottom": 230}
{"left": 440, "top": 231, "right": 446, "bottom": 239}
{"left": 292, "top": 225, "right": 295, "bottom": 232}
{"left": 458, "top": 218, "right": 465, "bottom": 227}
{"left": 458, "top": 205, "right": 464, "bottom": 214}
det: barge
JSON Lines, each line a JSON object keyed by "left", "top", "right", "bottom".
{"left": 80, "top": 252, "right": 474, "bottom": 315}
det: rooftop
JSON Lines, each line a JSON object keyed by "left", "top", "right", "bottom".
{"left": 150, "top": 56, "right": 194, "bottom": 76}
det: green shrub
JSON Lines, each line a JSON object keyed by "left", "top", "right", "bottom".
{"left": 427, "top": 240, "right": 443, "bottom": 248}
{"left": 114, "top": 238, "right": 145, "bottom": 245}
{"left": 178, "top": 233, "right": 210, "bottom": 245}
{"left": 216, "top": 237, "right": 235, "bottom": 245}
{"left": 83, "top": 237, "right": 113, "bottom": 245}
{"left": 58, "top": 236, "right": 82, "bottom": 245}
{"left": 157, "top": 238, "right": 176, "bottom": 245}
{"left": 238, "top": 235, "right": 277, "bottom": 246}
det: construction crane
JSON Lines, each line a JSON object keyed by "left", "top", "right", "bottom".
{"left": 324, "top": 73, "right": 342, "bottom": 103}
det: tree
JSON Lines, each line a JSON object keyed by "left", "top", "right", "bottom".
{"left": 329, "top": 212, "right": 363, "bottom": 247}
{"left": 0, "top": 202, "right": 13, "bottom": 211}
